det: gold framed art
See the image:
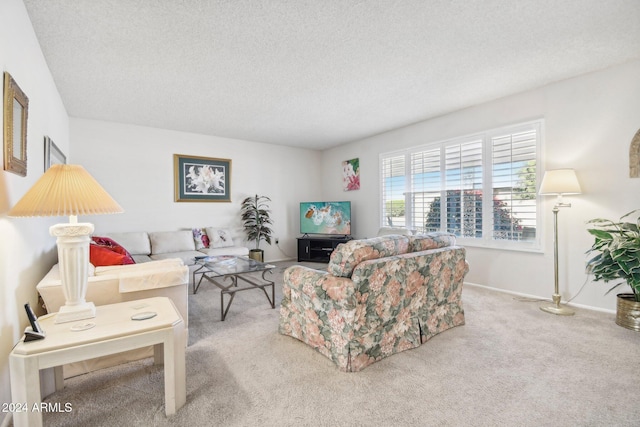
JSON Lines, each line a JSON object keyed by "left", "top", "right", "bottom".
{"left": 3, "top": 72, "right": 29, "bottom": 177}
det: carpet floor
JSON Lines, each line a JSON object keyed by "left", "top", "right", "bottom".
{"left": 35, "top": 261, "right": 640, "bottom": 427}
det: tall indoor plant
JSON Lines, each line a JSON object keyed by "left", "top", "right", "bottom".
{"left": 241, "top": 194, "right": 273, "bottom": 262}
{"left": 586, "top": 209, "right": 640, "bottom": 330}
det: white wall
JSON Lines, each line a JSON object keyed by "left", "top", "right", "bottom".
{"left": 0, "top": 0, "right": 70, "bottom": 421}
{"left": 70, "top": 118, "right": 322, "bottom": 262}
{"left": 322, "top": 59, "right": 640, "bottom": 312}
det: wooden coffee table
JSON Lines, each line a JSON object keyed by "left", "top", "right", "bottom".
{"left": 192, "top": 256, "right": 276, "bottom": 320}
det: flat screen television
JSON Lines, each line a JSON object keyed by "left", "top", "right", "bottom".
{"left": 300, "top": 201, "right": 351, "bottom": 236}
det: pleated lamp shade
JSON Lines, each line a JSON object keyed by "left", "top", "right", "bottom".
{"left": 8, "top": 164, "right": 123, "bottom": 218}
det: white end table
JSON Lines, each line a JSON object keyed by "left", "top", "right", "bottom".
{"left": 10, "top": 297, "right": 186, "bottom": 427}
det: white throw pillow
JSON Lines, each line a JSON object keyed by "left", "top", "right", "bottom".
{"left": 205, "top": 228, "right": 235, "bottom": 248}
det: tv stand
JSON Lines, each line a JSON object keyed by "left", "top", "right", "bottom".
{"left": 297, "top": 235, "right": 352, "bottom": 263}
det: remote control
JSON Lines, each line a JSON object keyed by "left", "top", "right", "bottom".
{"left": 131, "top": 311, "right": 157, "bottom": 321}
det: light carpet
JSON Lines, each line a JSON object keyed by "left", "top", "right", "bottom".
{"left": 35, "top": 261, "right": 640, "bottom": 427}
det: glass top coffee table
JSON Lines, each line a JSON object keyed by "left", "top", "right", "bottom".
{"left": 192, "top": 256, "right": 276, "bottom": 321}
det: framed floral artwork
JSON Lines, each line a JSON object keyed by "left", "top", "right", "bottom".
{"left": 174, "top": 154, "right": 231, "bottom": 202}
{"left": 342, "top": 158, "right": 360, "bottom": 191}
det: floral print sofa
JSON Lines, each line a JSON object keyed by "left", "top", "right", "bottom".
{"left": 279, "top": 233, "right": 468, "bottom": 372}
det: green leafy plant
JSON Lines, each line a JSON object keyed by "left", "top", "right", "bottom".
{"left": 586, "top": 210, "right": 640, "bottom": 302}
{"left": 241, "top": 194, "right": 273, "bottom": 251}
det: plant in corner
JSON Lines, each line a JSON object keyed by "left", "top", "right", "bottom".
{"left": 586, "top": 209, "right": 640, "bottom": 331}
{"left": 241, "top": 194, "right": 273, "bottom": 262}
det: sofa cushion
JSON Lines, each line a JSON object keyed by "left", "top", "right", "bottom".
{"left": 327, "top": 235, "right": 410, "bottom": 278}
{"left": 409, "top": 232, "right": 456, "bottom": 252}
{"left": 131, "top": 254, "right": 153, "bottom": 263}
{"left": 150, "top": 250, "right": 203, "bottom": 266}
{"left": 192, "top": 227, "right": 210, "bottom": 249}
{"left": 103, "top": 232, "right": 151, "bottom": 256}
{"left": 90, "top": 237, "right": 136, "bottom": 266}
{"left": 205, "top": 227, "right": 235, "bottom": 248}
{"left": 149, "top": 230, "right": 196, "bottom": 254}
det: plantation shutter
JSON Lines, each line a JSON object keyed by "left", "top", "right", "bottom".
{"left": 409, "top": 148, "right": 441, "bottom": 233}
{"left": 379, "top": 120, "right": 541, "bottom": 249}
{"left": 381, "top": 154, "right": 406, "bottom": 228}
{"left": 491, "top": 126, "right": 538, "bottom": 241}
{"left": 444, "top": 140, "right": 483, "bottom": 237}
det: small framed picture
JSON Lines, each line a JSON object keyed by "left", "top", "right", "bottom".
{"left": 44, "top": 136, "right": 66, "bottom": 171}
{"left": 174, "top": 154, "right": 231, "bottom": 202}
{"left": 342, "top": 158, "right": 360, "bottom": 191}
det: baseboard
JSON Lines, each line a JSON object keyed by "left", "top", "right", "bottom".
{"left": 266, "top": 257, "right": 296, "bottom": 263}
{"left": 464, "top": 281, "right": 616, "bottom": 314}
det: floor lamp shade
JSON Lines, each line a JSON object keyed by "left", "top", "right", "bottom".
{"left": 539, "top": 168, "right": 581, "bottom": 316}
{"left": 8, "top": 164, "right": 123, "bottom": 323}
{"left": 539, "top": 169, "right": 582, "bottom": 196}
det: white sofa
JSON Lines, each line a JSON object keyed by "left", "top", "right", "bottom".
{"left": 103, "top": 229, "right": 249, "bottom": 267}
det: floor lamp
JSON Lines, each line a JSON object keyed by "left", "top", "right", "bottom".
{"left": 538, "top": 169, "right": 582, "bottom": 316}
{"left": 8, "top": 164, "right": 123, "bottom": 323}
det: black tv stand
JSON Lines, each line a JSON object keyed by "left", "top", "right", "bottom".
{"left": 297, "top": 235, "right": 352, "bottom": 263}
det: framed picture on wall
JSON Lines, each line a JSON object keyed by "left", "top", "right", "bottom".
{"left": 3, "top": 72, "right": 29, "bottom": 177}
{"left": 174, "top": 154, "right": 232, "bottom": 202}
{"left": 342, "top": 157, "right": 360, "bottom": 191}
{"left": 44, "top": 136, "right": 66, "bottom": 171}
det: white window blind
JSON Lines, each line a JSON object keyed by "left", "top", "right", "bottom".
{"left": 491, "top": 128, "right": 538, "bottom": 241}
{"left": 444, "top": 140, "right": 483, "bottom": 237}
{"left": 410, "top": 148, "right": 440, "bottom": 234}
{"left": 381, "top": 154, "right": 406, "bottom": 227}
{"left": 380, "top": 121, "right": 541, "bottom": 250}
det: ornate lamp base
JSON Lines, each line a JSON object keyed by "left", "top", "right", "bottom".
{"left": 50, "top": 221, "right": 96, "bottom": 324}
{"left": 56, "top": 302, "right": 96, "bottom": 324}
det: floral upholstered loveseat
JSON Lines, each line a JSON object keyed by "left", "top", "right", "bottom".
{"left": 279, "top": 233, "right": 468, "bottom": 372}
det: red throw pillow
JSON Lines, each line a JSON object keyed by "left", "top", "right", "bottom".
{"left": 90, "top": 236, "right": 136, "bottom": 267}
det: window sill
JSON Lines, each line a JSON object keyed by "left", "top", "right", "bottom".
{"left": 455, "top": 237, "right": 543, "bottom": 254}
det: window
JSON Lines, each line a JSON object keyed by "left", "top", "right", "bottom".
{"left": 380, "top": 121, "right": 542, "bottom": 250}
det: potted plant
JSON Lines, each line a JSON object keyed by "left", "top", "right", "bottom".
{"left": 586, "top": 209, "right": 640, "bottom": 331}
{"left": 241, "top": 194, "right": 273, "bottom": 262}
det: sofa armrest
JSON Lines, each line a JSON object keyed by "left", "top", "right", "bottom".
{"left": 283, "top": 265, "right": 356, "bottom": 309}
{"left": 38, "top": 260, "right": 188, "bottom": 297}
{"left": 95, "top": 259, "right": 189, "bottom": 293}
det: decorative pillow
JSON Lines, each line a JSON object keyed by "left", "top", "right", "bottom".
{"left": 90, "top": 236, "right": 136, "bottom": 267}
{"left": 205, "top": 228, "right": 235, "bottom": 248}
{"left": 192, "top": 228, "right": 210, "bottom": 249}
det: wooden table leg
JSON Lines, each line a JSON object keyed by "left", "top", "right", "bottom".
{"left": 10, "top": 354, "right": 43, "bottom": 427}
{"left": 162, "top": 322, "right": 186, "bottom": 416}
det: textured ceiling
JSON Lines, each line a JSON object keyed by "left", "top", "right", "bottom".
{"left": 23, "top": 0, "right": 640, "bottom": 150}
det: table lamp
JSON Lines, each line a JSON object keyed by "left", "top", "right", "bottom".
{"left": 538, "top": 168, "right": 582, "bottom": 316}
{"left": 8, "top": 164, "right": 123, "bottom": 323}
